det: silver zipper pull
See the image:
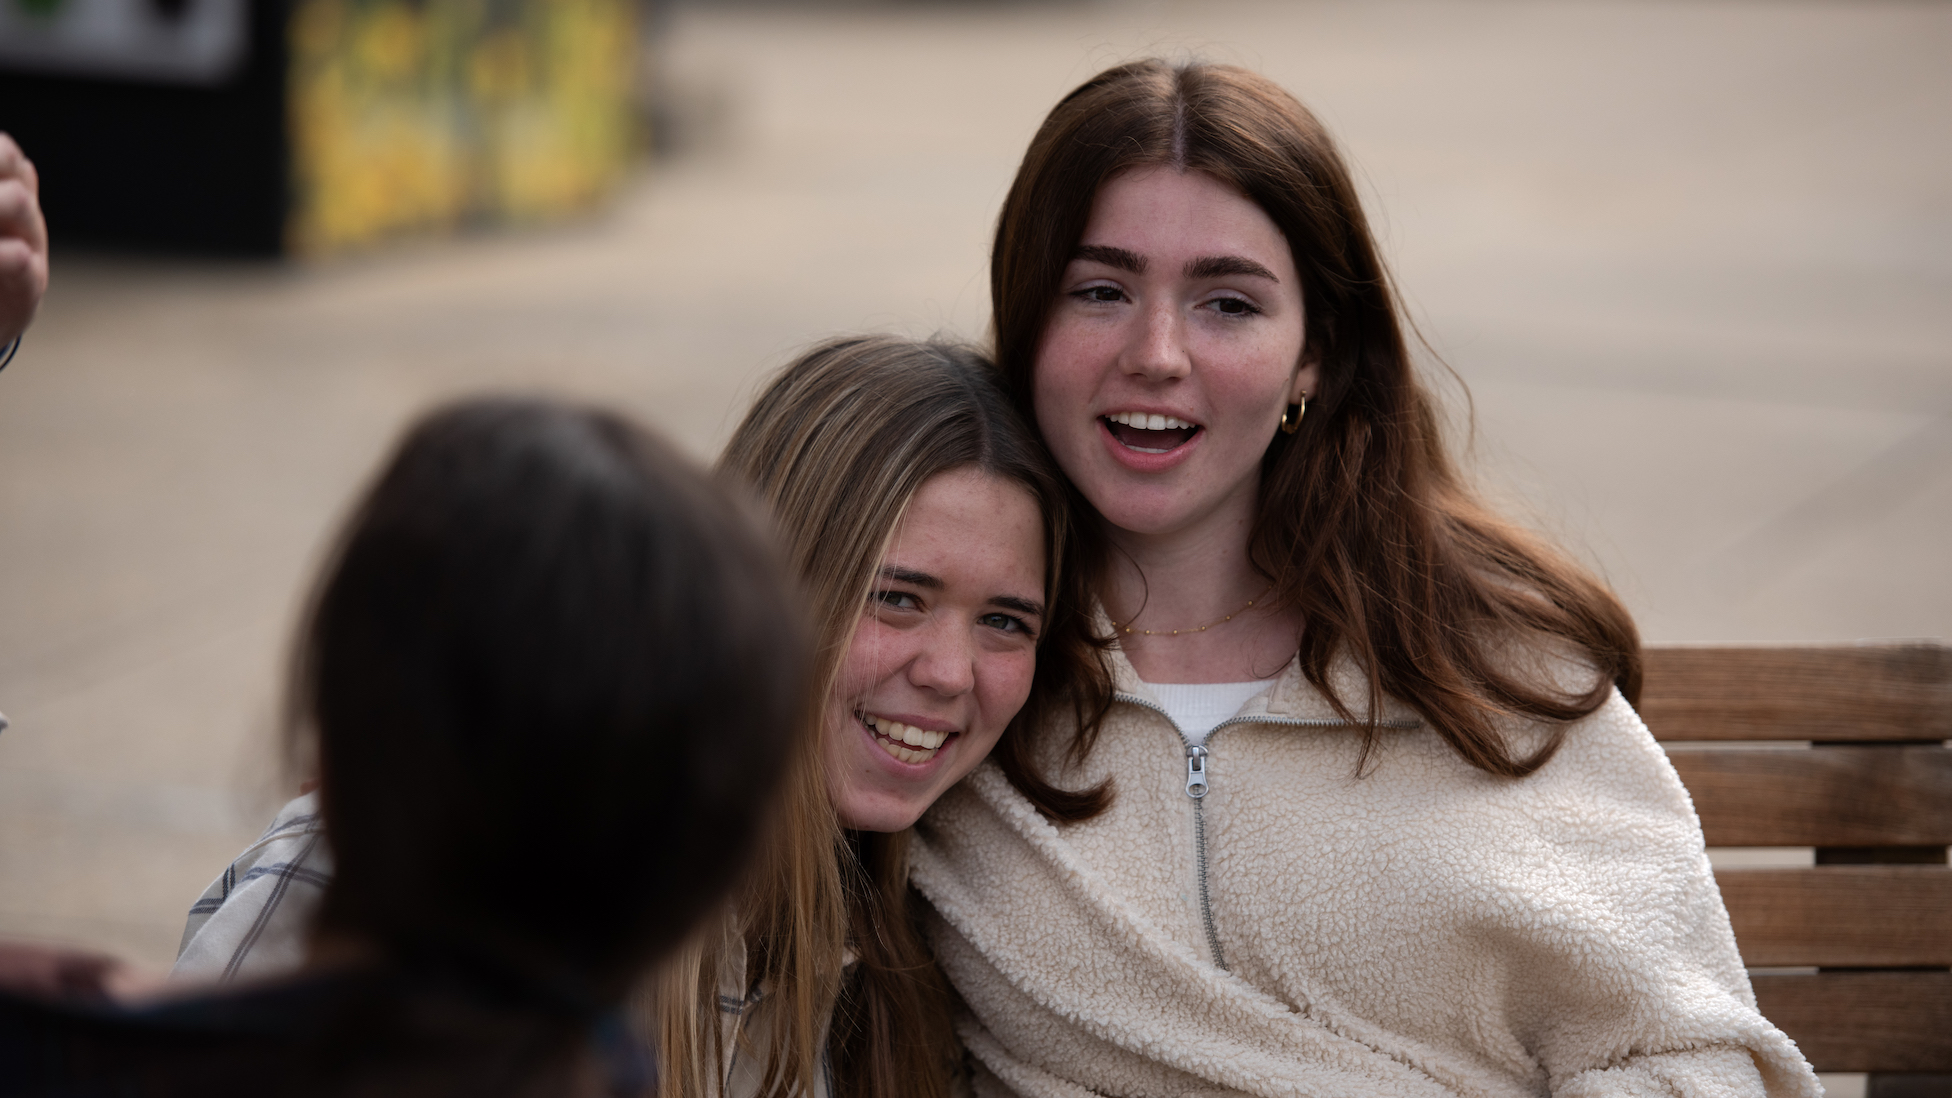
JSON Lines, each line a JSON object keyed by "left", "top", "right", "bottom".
{"left": 1185, "top": 744, "right": 1209, "bottom": 799}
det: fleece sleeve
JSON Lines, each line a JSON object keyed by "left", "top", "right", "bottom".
{"left": 1557, "top": 1046, "right": 1776, "bottom": 1097}
{"left": 1504, "top": 693, "right": 1818, "bottom": 1098}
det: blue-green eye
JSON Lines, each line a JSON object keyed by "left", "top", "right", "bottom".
{"left": 874, "top": 590, "right": 920, "bottom": 612}
{"left": 980, "top": 612, "right": 1035, "bottom": 638}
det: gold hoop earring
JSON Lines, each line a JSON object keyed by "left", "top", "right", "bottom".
{"left": 1280, "top": 395, "right": 1306, "bottom": 435}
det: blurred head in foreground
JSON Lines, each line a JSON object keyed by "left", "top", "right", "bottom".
{"left": 3, "top": 397, "right": 808, "bottom": 1096}
{"left": 305, "top": 397, "right": 806, "bottom": 1008}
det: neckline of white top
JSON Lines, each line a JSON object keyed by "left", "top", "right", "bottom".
{"left": 1139, "top": 679, "right": 1280, "bottom": 745}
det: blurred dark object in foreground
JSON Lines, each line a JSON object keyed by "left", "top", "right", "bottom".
{"left": 0, "top": 966, "right": 653, "bottom": 1097}
{"left": 0, "top": 0, "right": 642, "bottom": 257}
{"left": 0, "top": 0, "right": 286, "bottom": 255}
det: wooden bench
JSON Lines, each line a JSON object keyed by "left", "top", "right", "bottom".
{"left": 1641, "top": 644, "right": 1952, "bottom": 1098}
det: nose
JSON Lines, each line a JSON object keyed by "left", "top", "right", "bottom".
{"left": 1123, "top": 298, "right": 1192, "bottom": 383}
{"left": 907, "top": 618, "right": 977, "bottom": 699}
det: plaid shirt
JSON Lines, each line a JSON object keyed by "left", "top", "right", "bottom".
{"left": 171, "top": 797, "right": 870, "bottom": 1098}
{"left": 173, "top": 793, "right": 332, "bottom": 984}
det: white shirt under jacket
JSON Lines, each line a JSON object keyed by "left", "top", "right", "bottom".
{"left": 909, "top": 645, "right": 1820, "bottom": 1098}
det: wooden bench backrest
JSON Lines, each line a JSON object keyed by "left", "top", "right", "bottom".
{"left": 1640, "top": 644, "right": 1952, "bottom": 1076}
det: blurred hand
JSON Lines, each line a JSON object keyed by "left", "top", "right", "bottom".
{"left": 0, "top": 939, "right": 171, "bottom": 1005}
{"left": 0, "top": 940, "right": 122, "bottom": 1003}
{"left": 0, "top": 132, "right": 48, "bottom": 347}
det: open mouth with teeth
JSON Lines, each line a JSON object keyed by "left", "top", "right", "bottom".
{"left": 1103, "top": 411, "right": 1202, "bottom": 454}
{"left": 859, "top": 712, "right": 955, "bottom": 765}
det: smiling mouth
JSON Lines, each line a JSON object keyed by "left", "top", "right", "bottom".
{"left": 858, "top": 712, "right": 955, "bottom": 765}
{"left": 1103, "top": 412, "right": 1202, "bottom": 455}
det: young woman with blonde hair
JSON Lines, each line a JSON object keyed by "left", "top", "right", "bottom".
{"left": 649, "top": 334, "right": 1100, "bottom": 1098}
{"left": 908, "top": 61, "right": 1821, "bottom": 1097}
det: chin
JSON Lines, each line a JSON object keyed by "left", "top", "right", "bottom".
{"left": 838, "top": 802, "right": 926, "bottom": 834}
{"left": 1094, "top": 503, "right": 1195, "bottom": 539}
{"left": 844, "top": 814, "right": 922, "bottom": 834}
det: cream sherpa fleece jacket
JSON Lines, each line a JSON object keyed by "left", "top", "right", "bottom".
{"left": 910, "top": 649, "right": 1819, "bottom": 1098}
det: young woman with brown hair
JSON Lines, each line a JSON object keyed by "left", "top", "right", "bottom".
{"left": 652, "top": 334, "right": 1099, "bottom": 1098}
{"left": 908, "top": 61, "right": 1821, "bottom": 1097}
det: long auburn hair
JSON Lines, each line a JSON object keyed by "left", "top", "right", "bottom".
{"left": 651, "top": 336, "right": 1104, "bottom": 1098}
{"left": 991, "top": 60, "right": 1640, "bottom": 790}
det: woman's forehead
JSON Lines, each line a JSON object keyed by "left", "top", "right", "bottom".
{"left": 1079, "top": 168, "right": 1294, "bottom": 273}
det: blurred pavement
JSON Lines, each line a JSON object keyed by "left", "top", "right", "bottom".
{"left": 0, "top": 0, "right": 1946, "bottom": 980}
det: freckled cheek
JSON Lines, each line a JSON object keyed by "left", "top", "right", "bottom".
{"left": 975, "top": 652, "right": 1040, "bottom": 738}
{"left": 1033, "top": 357, "right": 1087, "bottom": 411}
{"left": 1035, "top": 320, "right": 1121, "bottom": 394}
{"left": 1032, "top": 382, "right": 1100, "bottom": 473}
{"left": 831, "top": 621, "right": 913, "bottom": 705}
{"left": 1190, "top": 311, "right": 1303, "bottom": 367}
{"left": 1201, "top": 352, "right": 1299, "bottom": 420}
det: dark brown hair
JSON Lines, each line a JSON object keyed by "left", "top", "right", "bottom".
{"left": 992, "top": 60, "right": 1640, "bottom": 791}
{"left": 297, "top": 397, "right": 808, "bottom": 1093}
{"left": 653, "top": 336, "right": 1104, "bottom": 1098}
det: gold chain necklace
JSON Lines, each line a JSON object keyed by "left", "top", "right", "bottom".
{"left": 1113, "top": 585, "right": 1274, "bottom": 637}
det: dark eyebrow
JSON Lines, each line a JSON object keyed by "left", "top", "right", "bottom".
{"left": 879, "top": 565, "right": 941, "bottom": 589}
{"left": 1073, "top": 244, "right": 1146, "bottom": 274}
{"left": 884, "top": 566, "right": 1045, "bottom": 619}
{"left": 1185, "top": 255, "right": 1279, "bottom": 282}
{"left": 990, "top": 595, "right": 1046, "bottom": 619}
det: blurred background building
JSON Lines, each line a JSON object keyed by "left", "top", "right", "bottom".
{"left": 0, "top": 2, "right": 1946, "bottom": 1093}
{"left": 0, "top": 0, "right": 641, "bottom": 253}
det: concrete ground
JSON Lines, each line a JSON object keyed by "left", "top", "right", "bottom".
{"left": 0, "top": 5, "right": 1944, "bottom": 1085}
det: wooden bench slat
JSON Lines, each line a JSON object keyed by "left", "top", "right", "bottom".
{"left": 1668, "top": 746, "right": 1952, "bottom": 847}
{"left": 1639, "top": 644, "right": 1951, "bottom": 742}
{"left": 1751, "top": 972, "right": 1952, "bottom": 1073}
{"left": 1717, "top": 866, "right": 1952, "bottom": 967}
{"left": 1644, "top": 644, "right": 1952, "bottom": 1076}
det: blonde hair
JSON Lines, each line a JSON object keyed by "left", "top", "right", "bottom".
{"left": 653, "top": 335, "right": 1096, "bottom": 1098}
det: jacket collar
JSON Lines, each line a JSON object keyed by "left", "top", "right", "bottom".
{"left": 1096, "top": 606, "right": 1419, "bottom": 727}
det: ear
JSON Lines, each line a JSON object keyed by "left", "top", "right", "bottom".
{"left": 1288, "top": 350, "right": 1320, "bottom": 405}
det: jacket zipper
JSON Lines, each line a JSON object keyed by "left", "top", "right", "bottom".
{"left": 1113, "top": 691, "right": 1418, "bottom": 971}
